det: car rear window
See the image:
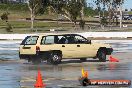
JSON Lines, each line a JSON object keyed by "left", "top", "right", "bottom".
{"left": 20, "top": 36, "right": 39, "bottom": 45}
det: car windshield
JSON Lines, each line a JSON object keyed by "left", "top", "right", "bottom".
{"left": 20, "top": 36, "right": 39, "bottom": 45}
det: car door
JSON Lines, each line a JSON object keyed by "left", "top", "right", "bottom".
{"left": 20, "top": 36, "right": 39, "bottom": 55}
{"left": 74, "top": 35, "right": 97, "bottom": 58}
{"left": 40, "top": 35, "right": 59, "bottom": 52}
{"left": 57, "top": 35, "right": 78, "bottom": 58}
{"left": 40, "top": 35, "right": 77, "bottom": 58}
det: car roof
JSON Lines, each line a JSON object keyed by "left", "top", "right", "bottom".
{"left": 31, "top": 33, "right": 79, "bottom": 37}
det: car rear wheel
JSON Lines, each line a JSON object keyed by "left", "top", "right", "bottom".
{"left": 47, "top": 52, "right": 62, "bottom": 65}
{"left": 98, "top": 50, "right": 106, "bottom": 62}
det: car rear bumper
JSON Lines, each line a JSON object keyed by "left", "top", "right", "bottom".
{"left": 106, "top": 48, "right": 113, "bottom": 55}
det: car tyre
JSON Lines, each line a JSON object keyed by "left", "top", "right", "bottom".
{"left": 98, "top": 50, "right": 106, "bottom": 62}
{"left": 48, "top": 52, "right": 62, "bottom": 65}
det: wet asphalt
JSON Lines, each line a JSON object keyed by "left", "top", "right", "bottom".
{"left": 0, "top": 40, "right": 132, "bottom": 88}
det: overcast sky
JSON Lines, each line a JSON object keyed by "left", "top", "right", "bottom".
{"left": 87, "top": 0, "right": 132, "bottom": 10}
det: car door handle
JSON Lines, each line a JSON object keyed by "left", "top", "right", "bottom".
{"left": 77, "top": 45, "right": 80, "bottom": 47}
{"left": 62, "top": 45, "right": 65, "bottom": 47}
{"left": 22, "top": 46, "right": 31, "bottom": 49}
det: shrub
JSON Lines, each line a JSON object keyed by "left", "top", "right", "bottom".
{"left": 1, "top": 12, "right": 9, "bottom": 21}
{"left": 101, "top": 17, "right": 107, "bottom": 25}
{"left": 6, "top": 23, "right": 13, "bottom": 32}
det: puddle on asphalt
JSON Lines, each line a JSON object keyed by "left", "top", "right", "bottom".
{"left": 0, "top": 61, "right": 131, "bottom": 88}
{"left": 18, "top": 63, "right": 132, "bottom": 88}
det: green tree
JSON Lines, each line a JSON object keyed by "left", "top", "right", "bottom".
{"left": 94, "top": 0, "right": 101, "bottom": 17}
{"left": 1, "top": 12, "right": 9, "bottom": 21}
{"left": 1, "top": 12, "right": 13, "bottom": 32}
{"left": 113, "top": 0, "right": 124, "bottom": 27}
{"left": 93, "top": 0, "right": 124, "bottom": 26}
{"left": 49, "top": 0, "right": 84, "bottom": 29}
{"left": 0, "top": 0, "right": 8, "bottom": 3}
{"left": 64, "top": 0, "right": 82, "bottom": 28}
{"left": 79, "top": 0, "right": 87, "bottom": 20}
{"left": 27, "top": 0, "right": 44, "bottom": 31}
{"left": 84, "top": 7, "right": 98, "bottom": 16}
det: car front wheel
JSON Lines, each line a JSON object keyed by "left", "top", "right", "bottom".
{"left": 98, "top": 50, "right": 106, "bottom": 62}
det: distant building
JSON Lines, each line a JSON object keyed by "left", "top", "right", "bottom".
{"left": 11, "top": 0, "right": 27, "bottom": 3}
{"left": 0, "top": 0, "right": 27, "bottom": 3}
{"left": 16, "top": 0, "right": 27, "bottom": 3}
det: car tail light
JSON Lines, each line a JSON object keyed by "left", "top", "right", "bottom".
{"left": 36, "top": 46, "right": 40, "bottom": 52}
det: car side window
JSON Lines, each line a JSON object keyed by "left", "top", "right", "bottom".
{"left": 74, "top": 35, "right": 88, "bottom": 44}
{"left": 41, "top": 36, "right": 55, "bottom": 44}
{"left": 23, "top": 36, "right": 38, "bottom": 45}
{"left": 66, "top": 35, "right": 76, "bottom": 44}
{"left": 58, "top": 35, "right": 68, "bottom": 44}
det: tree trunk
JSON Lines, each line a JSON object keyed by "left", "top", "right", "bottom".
{"left": 116, "top": 16, "right": 118, "bottom": 26}
{"left": 80, "top": 6, "right": 84, "bottom": 21}
{"left": 30, "top": 11, "right": 34, "bottom": 31}
{"left": 48, "top": 6, "right": 52, "bottom": 15}
{"left": 108, "top": 7, "right": 112, "bottom": 25}
{"left": 114, "top": 6, "right": 118, "bottom": 26}
{"left": 80, "top": 4, "right": 85, "bottom": 30}
{"left": 107, "top": 3, "right": 114, "bottom": 25}
{"left": 74, "top": 21, "right": 77, "bottom": 30}
{"left": 119, "top": 4, "right": 122, "bottom": 28}
{"left": 101, "top": 24, "right": 104, "bottom": 29}
{"left": 112, "top": 16, "right": 115, "bottom": 25}
{"left": 27, "top": 2, "right": 35, "bottom": 31}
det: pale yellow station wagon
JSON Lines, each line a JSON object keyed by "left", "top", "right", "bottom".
{"left": 19, "top": 33, "right": 113, "bottom": 64}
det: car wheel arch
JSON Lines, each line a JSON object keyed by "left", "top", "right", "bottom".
{"left": 49, "top": 50, "right": 62, "bottom": 56}
{"left": 99, "top": 47, "right": 107, "bottom": 51}
{"left": 97, "top": 47, "right": 107, "bottom": 55}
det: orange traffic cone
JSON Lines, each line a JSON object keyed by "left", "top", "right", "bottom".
{"left": 34, "top": 69, "right": 46, "bottom": 88}
{"left": 109, "top": 56, "right": 119, "bottom": 62}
